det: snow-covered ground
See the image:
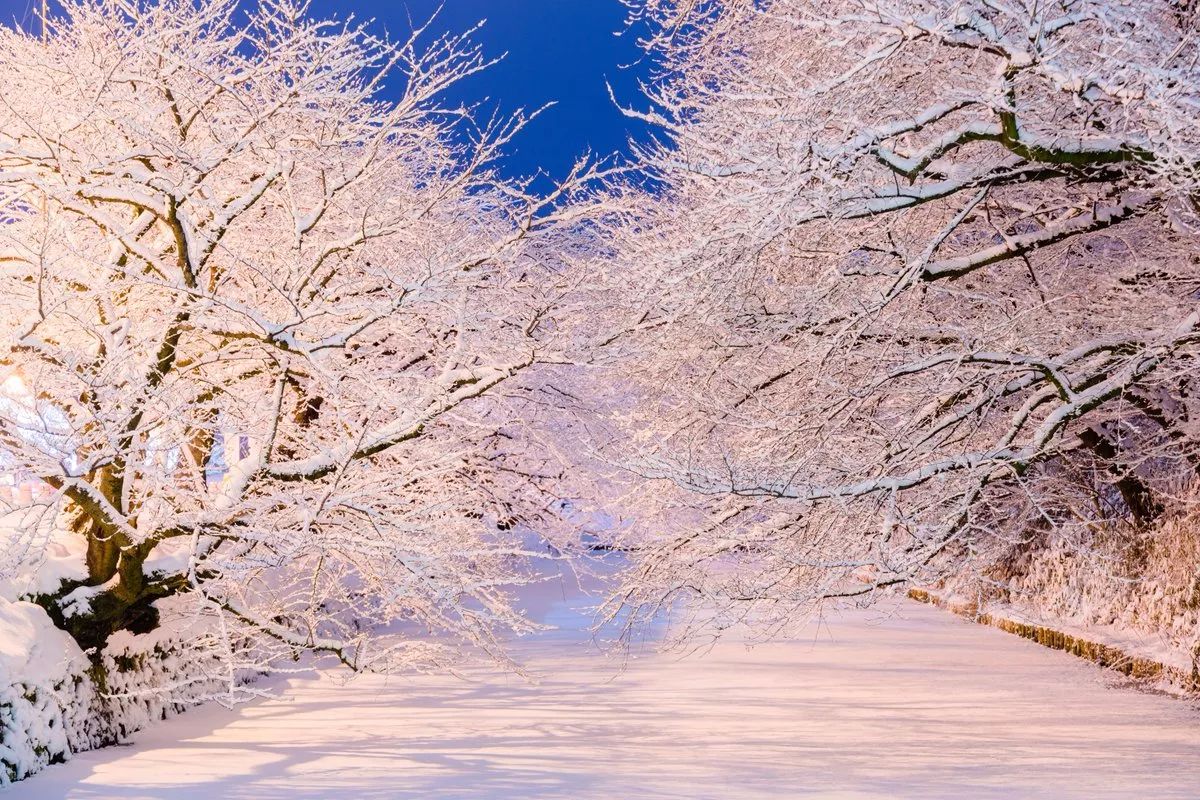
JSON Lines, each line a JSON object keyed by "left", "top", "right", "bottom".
{"left": 9, "top": 576, "right": 1200, "bottom": 800}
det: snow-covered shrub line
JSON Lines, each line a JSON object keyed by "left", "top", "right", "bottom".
{"left": 0, "top": 597, "right": 250, "bottom": 788}
{"left": 0, "top": 600, "right": 86, "bottom": 786}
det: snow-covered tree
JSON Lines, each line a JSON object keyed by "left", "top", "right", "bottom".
{"left": 601, "top": 0, "right": 1200, "bottom": 635}
{"left": 0, "top": 0, "right": 605, "bottom": 677}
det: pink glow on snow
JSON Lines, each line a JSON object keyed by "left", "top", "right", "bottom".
{"left": 11, "top": 592, "right": 1200, "bottom": 799}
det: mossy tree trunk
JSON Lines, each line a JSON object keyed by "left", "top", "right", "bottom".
{"left": 36, "top": 466, "right": 185, "bottom": 654}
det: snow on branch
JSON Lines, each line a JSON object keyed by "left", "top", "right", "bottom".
{"left": 0, "top": 0, "right": 612, "bottom": 683}
{"left": 597, "top": 0, "right": 1200, "bottom": 637}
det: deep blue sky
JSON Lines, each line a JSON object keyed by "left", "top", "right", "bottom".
{"left": 1, "top": 0, "right": 658, "bottom": 182}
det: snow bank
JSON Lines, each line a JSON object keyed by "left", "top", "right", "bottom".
{"left": 0, "top": 511, "right": 87, "bottom": 601}
{"left": 0, "top": 598, "right": 93, "bottom": 787}
{"left": 0, "top": 597, "right": 251, "bottom": 787}
{"left": 938, "top": 488, "right": 1200, "bottom": 688}
{"left": 0, "top": 599, "right": 79, "bottom": 688}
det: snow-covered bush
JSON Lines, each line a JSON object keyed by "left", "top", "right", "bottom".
{"left": 0, "top": 515, "right": 256, "bottom": 785}
{"left": 0, "top": 611, "right": 251, "bottom": 786}
{"left": 0, "top": 598, "right": 89, "bottom": 786}
{"left": 92, "top": 605, "right": 262, "bottom": 740}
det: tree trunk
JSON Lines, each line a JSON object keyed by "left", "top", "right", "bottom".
{"left": 42, "top": 511, "right": 166, "bottom": 654}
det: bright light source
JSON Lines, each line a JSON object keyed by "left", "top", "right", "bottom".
{"left": 1, "top": 373, "right": 28, "bottom": 398}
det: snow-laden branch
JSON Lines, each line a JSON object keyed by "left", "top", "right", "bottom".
{"left": 0, "top": 0, "right": 608, "bottom": 683}
{"left": 597, "top": 0, "right": 1200, "bottom": 637}
{"left": 265, "top": 360, "right": 534, "bottom": 482}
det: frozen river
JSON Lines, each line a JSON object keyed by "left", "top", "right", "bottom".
{"left": 10, "top": 586, "right": 1200, "bottom": 799}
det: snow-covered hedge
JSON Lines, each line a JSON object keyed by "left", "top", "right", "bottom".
{"left": 0, "top": 598, "right": 93, "bottom": 786}
{"left": 1002, "top": 511, "right": 1200, "bottom": 674}
{"left": 0, "top": 514, "right": 251, "bottom": 787}
{"left": 0, "top": 595, "right": 252, "bottom": 787}
{"left": 98, "top": 615, "right": 260, "bottom": 743}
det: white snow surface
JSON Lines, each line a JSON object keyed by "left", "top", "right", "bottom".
{"left": 141, "top": 539, "right": 194, "bottom": 578}
{"left": 0, "top": 509, "right": 87, "bottom": 601}
{"left": 0, "top": 597, "right": 90, "bottom": 787}
{"left": 9, "top": 572, "right": 1200, "bottom": 800}
{"left": 0, "top": 598, "right": 79, "bottom": 688}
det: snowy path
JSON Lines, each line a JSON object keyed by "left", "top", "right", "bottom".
{"left": 10, "top": 590, "right": 1200, "bottom": 799}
